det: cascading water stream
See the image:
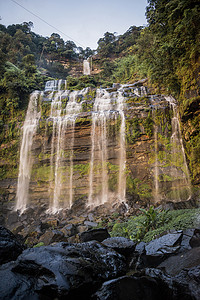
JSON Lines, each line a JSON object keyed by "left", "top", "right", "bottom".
{"left": 15, "top": 91, "right": 41, "bottom": 212}
{"left": 117, "top": 90, "right": 126, "bottom": 202}
{"left": 165, "top": 96, "right": 191, "bottom": 200}
{"left": 83, "top": 58, "right": 90, "bottom": 75}
{"left": 154, "top": 124, "right": 159, "bottom": 202}
{"left": 65, "top": 91, "right": 82, "bottom": 207}
{"left": 48, "top": 89, "right": 82, "bottom": 213}
{"left": 88, "top": 89, "right": 112, "bottom": 206}
{"left": 48, "top": 90, "right": 66, "bottom": 213}
{"left": 88, "top": 88, "right": 127, "bottom": 206}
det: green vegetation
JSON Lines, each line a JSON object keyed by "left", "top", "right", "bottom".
{"left": 95, "top": 0, "right": 199, "bottom": 100}
{"left": 66, "top": 75, "right": 97, "bottom": 90}
{"left": 142, "top": 112, "right": 153, "bottom": 137}
{"left": 111, "top": 207, "right": 200, "bottom": 243}
{"left": 126, "top": 176, "right": 152, "bottom": 201}
{"left": 73, "top": 163, "right": 90, "bottom": 177}
{"left": 32, "top": 165, "right": 51, "bottom": 182}
{"left": 0, "top": 22, "right": 95, "bottom": 130}
{"left": 107, "top": 162, "right": 119, "bottom": 192}
{"left": 126, "top": 118, "right": 141, "bottom": 144}
{"left": 181, "top": 96, "right": 200, "bottom": 185}
{"left": 33, "top": 242, "right": 44, "bottom": 248}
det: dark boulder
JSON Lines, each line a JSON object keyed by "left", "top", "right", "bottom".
{"left": 146, "top": 264, "right": 200, "bottom": 300}
{"left": 0, "top": 226, "right": 24, "bottom": 265}
{"left": 0, "top": 241, "right": 126, "bottom": 299}
{"left": 180, "top": 228, "right": 200, "bottom": 251}
{"left": 158, "top": 247, "right": 200, "bottom": 276}
{"left": 141, "top": 232, "right": 182, "bottom": 267}
{"left": 189, "top": 228, "right": 200, "bottom": 248}
{"left": 139, "top": 229, "right": 200, "bottom": 268}
{"left": 84, "top": 220, "right": 98, "bottom": 228}
{"left": 79, "top": 228, "right": 110, "bottom": 242}
{"left": 38, "top": 229, "right": 67, "bottom": 245}
{"left": 93, "top": 275, "right": 170, "bottom": 300}
{"left": 102, "top": 237, "right": 136, "bottom": 257}
{"left": 61, "top": 224, "right": 77, "bottom": 237}
{"left": 135, "top": 241, "right": 146, "bottom": 255}
{"left": 6, "top": 211, "right": 19, "bottom": 227}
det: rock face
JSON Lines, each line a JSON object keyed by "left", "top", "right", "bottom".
{"left": 0, "top": 81, "right": 194, "bottom": 223}
{"left": 0, "top": 241, "right": 126, "bottom": 300}
{"left": 0, "top": 226, "right": 24, "bottom": 265}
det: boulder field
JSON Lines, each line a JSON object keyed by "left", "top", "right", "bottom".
{"left": 0, "top": 225, "right": 200, "bottom": 299}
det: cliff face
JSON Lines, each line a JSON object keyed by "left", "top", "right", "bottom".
{"left": 0, "top": 80, "right": 197, "bottom": 218}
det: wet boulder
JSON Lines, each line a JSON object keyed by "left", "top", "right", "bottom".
{"left": 188, "top": 228, "right": 200, "bottom": 248}
{"left": 79, "top": 228, "right": 110, "bottom": 242}
{"left": 141, "top": 232, "right": 183, "bottom": 267}
{"left": 102, "top": 237, "right": 136, "bottom": 257}
{"left": 157, "top": 247, "right": 200, "bottom": 276}
{"left": 178, "top": 228, "right": 200, "bottom": 251}
{"left": 93, "top": 275, "right": 169, "bottom": 300}
{"left": 61, "top": 224, "right": 77, "bottom": 237}
{"left": 139, "top": 229, "right": 200, "bottom": 268}
{"left": 146, "top": 264, "right": 200, "bottom": 300}
{"left": 38, "top": 229, "right": 68, "bottom": 245}
{"left": 84, "top": 220, "right": 98, "bottom": 228}
{"left": 0, "top": 226, "right": 24, "bottom": 265}
{"left": 0, "top": 241, "right": 126, "bottom": 299}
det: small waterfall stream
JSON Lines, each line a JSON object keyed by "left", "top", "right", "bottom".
{"left": 50, "top": 90, "right": 66, "bottom": 211}
{"left": 88, "top": 89, "right": 111, "bottom": 206}
{"left": 48, "top": 90, "right": 82, "bottom": 213}
{"left": 83, "top": 59, "right": 90, "bottom": 75}
{"left": 117, "top": 90, "right": 126, "bottom": 202}
{"left": 165, "top": 96, "right": 192, "bottom": 201}
{"left": 88, "top": 88, "right": 127, "bottom": 207}
{"left": 154, "top": 124, "right": 159, "bottom": 202}
{"left": 15, "top": 91, "right": 41, "bottom": 212}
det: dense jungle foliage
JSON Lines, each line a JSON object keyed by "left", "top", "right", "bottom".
{"left": 1, "top": 0, "right": 199, "bottom": 113}
{"left": 97, "top": 0, "right": 200, "bottom": 97}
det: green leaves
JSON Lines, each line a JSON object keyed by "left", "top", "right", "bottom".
{"left": 111, "top": 207, "right": 200, "bottom": 243}
{"left": 112, "top": 55, "right": 136, "bottom": 83}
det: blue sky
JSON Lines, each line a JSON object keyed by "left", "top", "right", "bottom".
{"left": 0, "top": 0, "right": 148, "bottom": 49}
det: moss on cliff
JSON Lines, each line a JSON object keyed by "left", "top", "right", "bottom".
{"left": 0, "top": 110, "right": 25, "bottom": 179}
{"left": 180, "top": 96, "right": 200, "bottom": 186}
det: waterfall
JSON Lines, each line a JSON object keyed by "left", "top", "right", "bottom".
{"left": 45, "top": 80, "right": 66, "bottom": 92}
{"left": 48, "top": 90, "right": 66, "bottom": 213}
{"left": 15, "top": 91, "right": 41, "bottom": 212}
{"left": 65, "top": 91, "right": 82, "bottom": 207}
{"left": 117, "top": 90, "right": 126, "bottom": 202}
{"left": 165, "top": 96, "right": 192, "bottom": 201}
{"left": 88, "top": 88, "right": 127, "bottom": 206}
{"left": 48, "top": 90, "right": 82, "bottom": 213}
{"left": 88, "top": 89, "right": 111, "bottom": 206}
{"left": 154, "top": 124, "right": 159, "bottom": 202}
{"left": 83, "top": 58, "right": 90, "bottom": 75}
{"left": 14, "top": 80, "right": 192, "bottom": 214}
